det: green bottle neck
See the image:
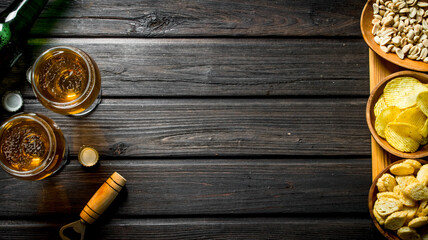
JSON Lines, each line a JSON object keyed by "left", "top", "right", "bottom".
{"left": 0, "top": 0, "right": 49, "bottom": 31}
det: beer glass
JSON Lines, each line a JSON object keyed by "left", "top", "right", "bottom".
{"left": 0, "top": 113, "right": 68, "bottom": 180}
{"left": 27, "top": 46, "right": 101, "bottom": 116}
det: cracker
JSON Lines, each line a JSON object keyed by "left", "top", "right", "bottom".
{"left": 395, "top": 185, "right": 418, "bottom": 207}
{"left": 405, "top": 160, "right": 423, "bottom": 174}
{"left": 404, "top": 182, "right": 428, "bottom": 201}
{"left": 379, "top": 190, "right": 400, "bottom": 200}
{"left": 409, "top": 217, "right": 428, "bottom": 228}
{"left": 398, "top": 227, "right": 421, "bottom": 240}
{"left": 378, "top": 173, "right": 398, "bottom": 192}
{"left": 397, "top": 175, "right": 419, "bottom": 188}
{"left": 377, "top": 179, "right": 387, "bottom": 192}
{"left": 391, "top": 163, "right": 416, "bottom": 176}
{"left": 418, "top": 201, "right": 428, "bottom": 217}
{"left": 375, "top": 197, "right": 404, "bottom": 218}
{"left": 385, "top": 211, "right": 408, "bottom": 230}
{"left": 404, "top": 205, "right": 419, "bottom": 224}
{"left": 373, "top": 208, "right": 385, "bottom": 226}
{"left": 418, "top": 165, "right": 428, "bottom": 186}
{"left": 372, "top": 161, "right": 428, "bottom": 239}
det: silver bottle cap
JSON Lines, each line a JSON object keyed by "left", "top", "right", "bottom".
{"left": 2, "top": 91, "right": 23, "bottom": 112}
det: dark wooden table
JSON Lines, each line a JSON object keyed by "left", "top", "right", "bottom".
{"left": 0, "top": 0, "right": 382, "bottom": 239}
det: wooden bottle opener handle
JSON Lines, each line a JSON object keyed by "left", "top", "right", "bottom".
{"left": 79, "top": 172, "right": 126, "bottom": 224}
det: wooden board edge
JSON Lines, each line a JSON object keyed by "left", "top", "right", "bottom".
{"left": 368, "top": 49, "right": 402, "bottom": 181}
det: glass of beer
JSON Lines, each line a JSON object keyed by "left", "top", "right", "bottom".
{"left": 27, "top": 46, "right": 101, "bottom": 116}
{"left": 0, "top": 113, "right": 68, "bottom": 180}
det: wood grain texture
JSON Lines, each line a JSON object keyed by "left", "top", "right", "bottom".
{"left": 1, "top": 0, "right": 365, "bottom": 37}
{"left": 368, "top": 50, "right": 402, "bottom": 180}
{"left": 2, "top": 98, "right": 370, "bottom": 157}
{"left": 0, "top": 159, "right": 371, "bottom": 217}
{"left": 5, "top": 38, "right": 369, "bottom": 98}
{"left": 0, "top": 218, "right": 383, "bottom": 240}
{"left": 0, "top": 0, "right": 377, "bottom": 239}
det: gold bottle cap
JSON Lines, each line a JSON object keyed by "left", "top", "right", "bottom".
{"left": 78, "top": 146, "right": 99, "bottom": 167}
{"left": 2, "top": 91, "right": 23, "bottom": 112}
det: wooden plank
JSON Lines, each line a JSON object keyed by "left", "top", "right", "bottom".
{"left": 1, "top": 0, "right": 365, "bottom": 37}
{"left": 7, "top": 38, "right": 369, "bottom": 97}
{"left": 368, "top": 50, "right": 403, "bottom": 180}
{"left": 2, "top": 98, "right": 371, "bottom": 157}
{"left": 0, "top": 217, "right": 382, "bottom": 239}
{"left": 0, "top": 159, "right": 372, "bottom": 217}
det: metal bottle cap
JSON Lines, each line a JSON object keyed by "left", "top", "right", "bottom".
{"left": 2, "top": 91, "right": 23, "bottom": 112}
{"left": 78, "top": 145, "right": 99, "bottom": 167}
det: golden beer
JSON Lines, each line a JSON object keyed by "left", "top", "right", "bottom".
{"left": 28, "top": 46, "right": 101, "bottom": 116}
{"left": 0, "top": 113, "right": 67, "bottom": 180}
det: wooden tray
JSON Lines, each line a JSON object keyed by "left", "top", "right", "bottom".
{"left": 369, "top": 49, "right": 404, "bottom": 181}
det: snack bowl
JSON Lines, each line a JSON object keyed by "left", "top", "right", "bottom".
{"left": 367, "top": 70, "right": 428, "bottom": 159}
{"left": 369, "top": 159, "right": 428, "bottom": 240}
{"left": 360, "top": 0, "right": 428, "bottom": 72}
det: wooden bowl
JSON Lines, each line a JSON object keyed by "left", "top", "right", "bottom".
{"left": 369, "top": 159, "right": 428, "bottom": 240}
{"left": 367, "top": 70, "right": 428, "bottom": 158}
{"left": 361, "top": 0, "right": 428, "bottom": 72}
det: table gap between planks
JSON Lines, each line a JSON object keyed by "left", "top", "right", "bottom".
{"left": 0, "top": 0, "right": 383, "bottom": 239}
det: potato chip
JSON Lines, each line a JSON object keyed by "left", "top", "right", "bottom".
{"left": 391, "top": 123, "right": 425, "bottom": 143}
{"left": 384, "top": 77, "right": 428, "bottom": 109}
{"left": 395, "top": 107, "right": 427, "bottom": 131}
{"left": 421, "top": 138, "right": 428, "bottom": 146}
{"left": 375, "top": 94, "right": 388, "bottom": 118}
{"left": 422, "top": 119, "right": 428, "bottom": 138}
{"left": 373, "top": 77, "right": 428, "bottom": 153}
{"left": 386, "top": 123, "right": 423, "bottom": 153}
{"left": 375, "top": 106, "right": 401, "bottom": 138}
{"left": 420, "top": 120, "right": 428, "bottom": 147}
{"left": 417, "top": 91, "right": 428, "bottom": 117}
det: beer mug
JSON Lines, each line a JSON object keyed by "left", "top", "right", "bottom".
{"left": 27, "top": 46, "right": 101, "bottom": 116}
{"left": 0, "top": 113, "right": 68, "bottom": 180}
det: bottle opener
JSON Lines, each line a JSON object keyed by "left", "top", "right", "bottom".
{"left": 59, "top": 172, "right": 126, "bottom": 240}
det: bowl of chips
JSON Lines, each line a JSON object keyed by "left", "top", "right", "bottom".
{"left": 367, "top": 71, "right": 428, "bottom": 158}
{"left": 369, "top": 159, "right": 428, "bottom": 240}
